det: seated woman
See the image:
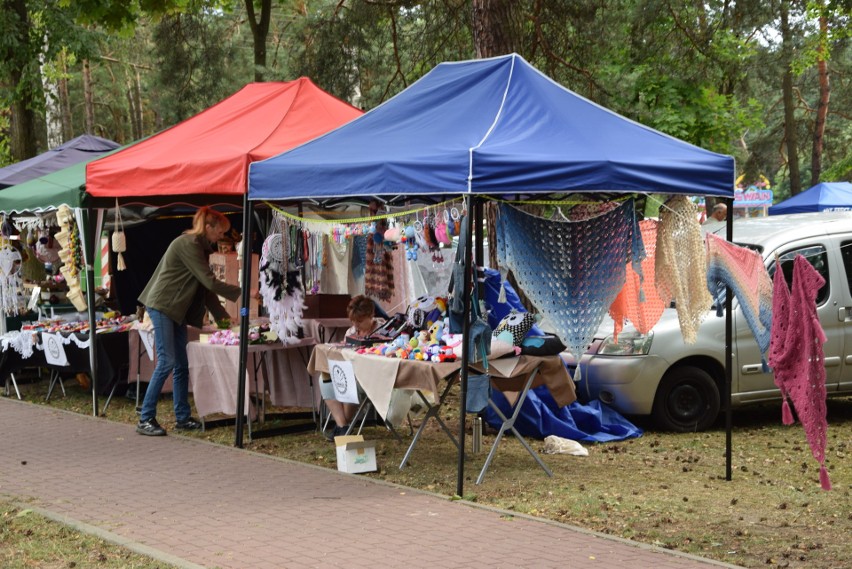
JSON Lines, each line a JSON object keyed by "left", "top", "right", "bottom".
{"left": 324, "top": 295, "right": 385, "bottom": 439}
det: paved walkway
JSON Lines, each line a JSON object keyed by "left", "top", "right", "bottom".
{"left": 0, "top": 398, "right": 741, "bottom": 569}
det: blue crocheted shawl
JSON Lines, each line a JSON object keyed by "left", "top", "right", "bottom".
{"left": 496, "top": 199, "right": 645, "bottom": 364}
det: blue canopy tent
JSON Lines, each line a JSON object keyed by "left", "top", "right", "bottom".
{"left": 245, "top": 53, "right": 736, "bottom": 493}
{"left": 768, "top": 182, "right": 852, "bottom": 215}
{"left": 0, "top": 134, "right": 119, "bottom": 189}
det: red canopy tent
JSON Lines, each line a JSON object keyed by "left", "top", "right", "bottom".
{"left": 79, "top": 79, "right": 361, "bottom": 416}
{"left": 86, "top": 78, "right": 362, "bottom": 197}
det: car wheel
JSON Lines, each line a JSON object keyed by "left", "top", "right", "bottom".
{"left": 652, "top": 365, "right": 720, "bottom": 432}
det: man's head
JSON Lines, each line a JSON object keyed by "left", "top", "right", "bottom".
{"left": 711, "top": 203, "right": 727, "bottom": 221}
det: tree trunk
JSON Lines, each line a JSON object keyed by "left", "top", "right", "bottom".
{"left": 473, "top": 0, "right": 519, "bottom": 274}
{"left": 4, "top": 0, "right": 39, "bottom": 161}
{"left": 811, "top": 11, "right": 830, "bottom": 187}
{"left": 245, "top": 0, "right": 272, "bottom": 82}
{"left": 472, "top": 0, "right": 518, "bottom": 58}
{"left": 780, "top": 1, "right": 801, "bottom": 195}
{"left": 83, "top": 59, "right": 95, "bottom": 134}
{"left": 59, "top": 57, "right": 73, "bottom": 141}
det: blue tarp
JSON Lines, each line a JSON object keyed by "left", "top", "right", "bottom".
{"left": 249, "top": 53, "right": 734, "bottom": 201}
{"left": 768, "top": 181, "right": 852, "bottom": 215}
{"left": 0, "top": 134, "right": 119, "bottom": 189}
{"left": 486, "top": 386, "right": 643, "bottom": 443}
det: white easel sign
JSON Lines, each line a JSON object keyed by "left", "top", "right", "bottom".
{"left": 42, "top": 333, "right": 69, "bottom": 367}
{"left": 139, "top": 329, "right": 155, "bottom": 361}
{"left": 328, "top": 359, "right": 359, "bottom": 404}
{"left": 28, "top": 286, "right": 41, "bottom": 312}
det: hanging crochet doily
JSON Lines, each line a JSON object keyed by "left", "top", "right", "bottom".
{"left": 259, "top": 225, "right": 306, "bottom": 346}
{"left": 0, "top": 244, "right": 23, "bottom": 315}
{"left": 768, "top": 254, "right": 831, "bottom": 490}
{"left": 705, "top": 232, "right": 773, "bottom": 366}
{"left": 609, "top": 219, "right": 667, "bottom": 341}
{"left": 496, "top": 199, "right": 645, "bottom": 364}
{"left": 654, "top": 196, "right": 711, "bottom": 344}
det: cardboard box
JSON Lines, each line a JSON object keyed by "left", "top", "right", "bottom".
{"left": 334, "top": 435, "right": 377, "bottom": 474}
{"left": 302, "top": 294, "right": 351, "bottom": 319}
{"left": 208, "top": 252, "right": 259, "bottom": 321}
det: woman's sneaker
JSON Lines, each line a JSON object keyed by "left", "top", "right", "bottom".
{"left": 136, "top": 418, "right": 166, "bottom": 436}
{"left": 175, "top": 417, "right": 202, "bottom": 431}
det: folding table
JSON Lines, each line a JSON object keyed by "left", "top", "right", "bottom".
{"left": 308, "top": 344, "right": 576, "bottom": 475}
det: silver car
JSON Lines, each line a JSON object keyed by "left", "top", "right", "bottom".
{"left": 567, "top": 212, "right": 852, "bottom": 431}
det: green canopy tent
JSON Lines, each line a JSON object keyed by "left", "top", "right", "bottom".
{"left": 0, "top": 160, "right": 90, "bottom": 213}
{"left": 0, "top": 156, "right": 109, "bottom": 413}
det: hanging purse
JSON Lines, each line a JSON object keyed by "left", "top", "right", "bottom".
{"left": 111, "top": 198, "right": 127, "bottom": 271}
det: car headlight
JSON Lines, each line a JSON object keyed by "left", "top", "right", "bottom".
{"left": 597, "top": 331, "right": 654, "bottom": 356}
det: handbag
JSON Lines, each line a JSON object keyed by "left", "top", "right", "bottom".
{"left": 465, "top": 373, "right": 491, "bottom": 414}
{"left": 111, "top": 198, "right": 127, "bottom": 271}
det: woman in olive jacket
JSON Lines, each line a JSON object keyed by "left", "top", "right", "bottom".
{"left": 136, "top": 207, "right": 242, "bottom": 436}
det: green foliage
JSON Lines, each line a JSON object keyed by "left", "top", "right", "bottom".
{"left": 151, "top": 10, "right": 248, "bottom": 124}
{"left": 0, "top": 110, "right": 11, "bottom": 167}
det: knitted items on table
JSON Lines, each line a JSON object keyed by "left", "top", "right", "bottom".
{"left": 654, "top": 195, "right": 711, "bottom": 344}
{"left": 496, "top": 199, "right": 644, "bottom": 367}
{"left": 768, "top": 254, "right": 831, "bottom": 490}
{"left": 259, "top": 232, "right": 305, "bottom": 345}
{"left": 705, "top": 232, "right": 773, "bottom": 368}
{"left": 609, "top": 219, "right": 666, "bottom": 341}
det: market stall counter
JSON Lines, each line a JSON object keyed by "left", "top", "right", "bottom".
{"left": 308, "top": 343, "right": 575, "bottom": 479}
{"left": 186, "top": 337, "right": 318, "bottom": 440}
{"left": 1, "top": 325, "right": 131, "bottom": 406}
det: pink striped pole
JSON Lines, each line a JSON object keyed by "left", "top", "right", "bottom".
{"left": 100, "top": 233, "right": 111, "bottom": 293}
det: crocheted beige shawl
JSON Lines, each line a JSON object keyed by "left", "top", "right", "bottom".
{"left": 654, "top": 196, "right": 711, "bottom": 344}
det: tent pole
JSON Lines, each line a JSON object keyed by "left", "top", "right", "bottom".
{"left": 456, "top": 195, "right": 476, "bottom": 497}
{"left": 725, "top": 197, "right": 733, "bottom": 480}
{"left": 83, "top": 206, "right": 99, "bottom": 417}
{"left": 234, "top": 195, "right": 255, "bottom": 448}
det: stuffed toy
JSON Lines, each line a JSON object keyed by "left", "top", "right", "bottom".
{"left": 429, "top": 319, "right": 444, "bottom": 344}
{"left": 492, "top": 309, "right": 538, "bottom": 346}
{"left": 403, "top": 225, "right": 418, "bottom": 261}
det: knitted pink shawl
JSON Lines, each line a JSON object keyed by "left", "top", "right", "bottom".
{"left": 768, "top": 255, "right": 831, "bottom": 490}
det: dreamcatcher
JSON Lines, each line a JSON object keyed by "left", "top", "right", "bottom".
{"left": 259, "top": 215, "right": 305, "bottom": 345}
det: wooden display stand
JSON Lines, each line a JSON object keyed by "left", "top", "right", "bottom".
{"left": 209, "top": 252, "right": 259, "bottom": 321}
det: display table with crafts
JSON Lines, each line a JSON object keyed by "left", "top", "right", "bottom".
{"left": 186, "top": 336, "right": 318, "bottom": 439}
{"left": 308, "top": 343, "right": 575, "bottom": 479}
{"left": 0, "top": 316, "right": 135, "bottom": 404}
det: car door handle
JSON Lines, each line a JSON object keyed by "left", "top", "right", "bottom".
{"left": 742, "top": 364, "right": 764, "bottom": 375}
{"left": 840, "top": 307, "right": 852, "bottom": 322}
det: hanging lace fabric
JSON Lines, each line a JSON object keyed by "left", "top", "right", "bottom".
{"left": 259, "top": 213, "right": 305, "bottom": 345}
{"left": 768, "top": 255, "right": 831, "bottom": 490}
{"left": 654, "top": 195, "right": 711, "bottom": 344}
{"left": 0, "top": 235, "right": 23, "bottom": 315}
{"left": 608, "top": 219, "right": 667, "bottom": 341}
{"left": 495, "top": 199, "right": 645, "bottom": 374}
{"left": 705, "top": 232, "right": 773, "bottom": 369}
